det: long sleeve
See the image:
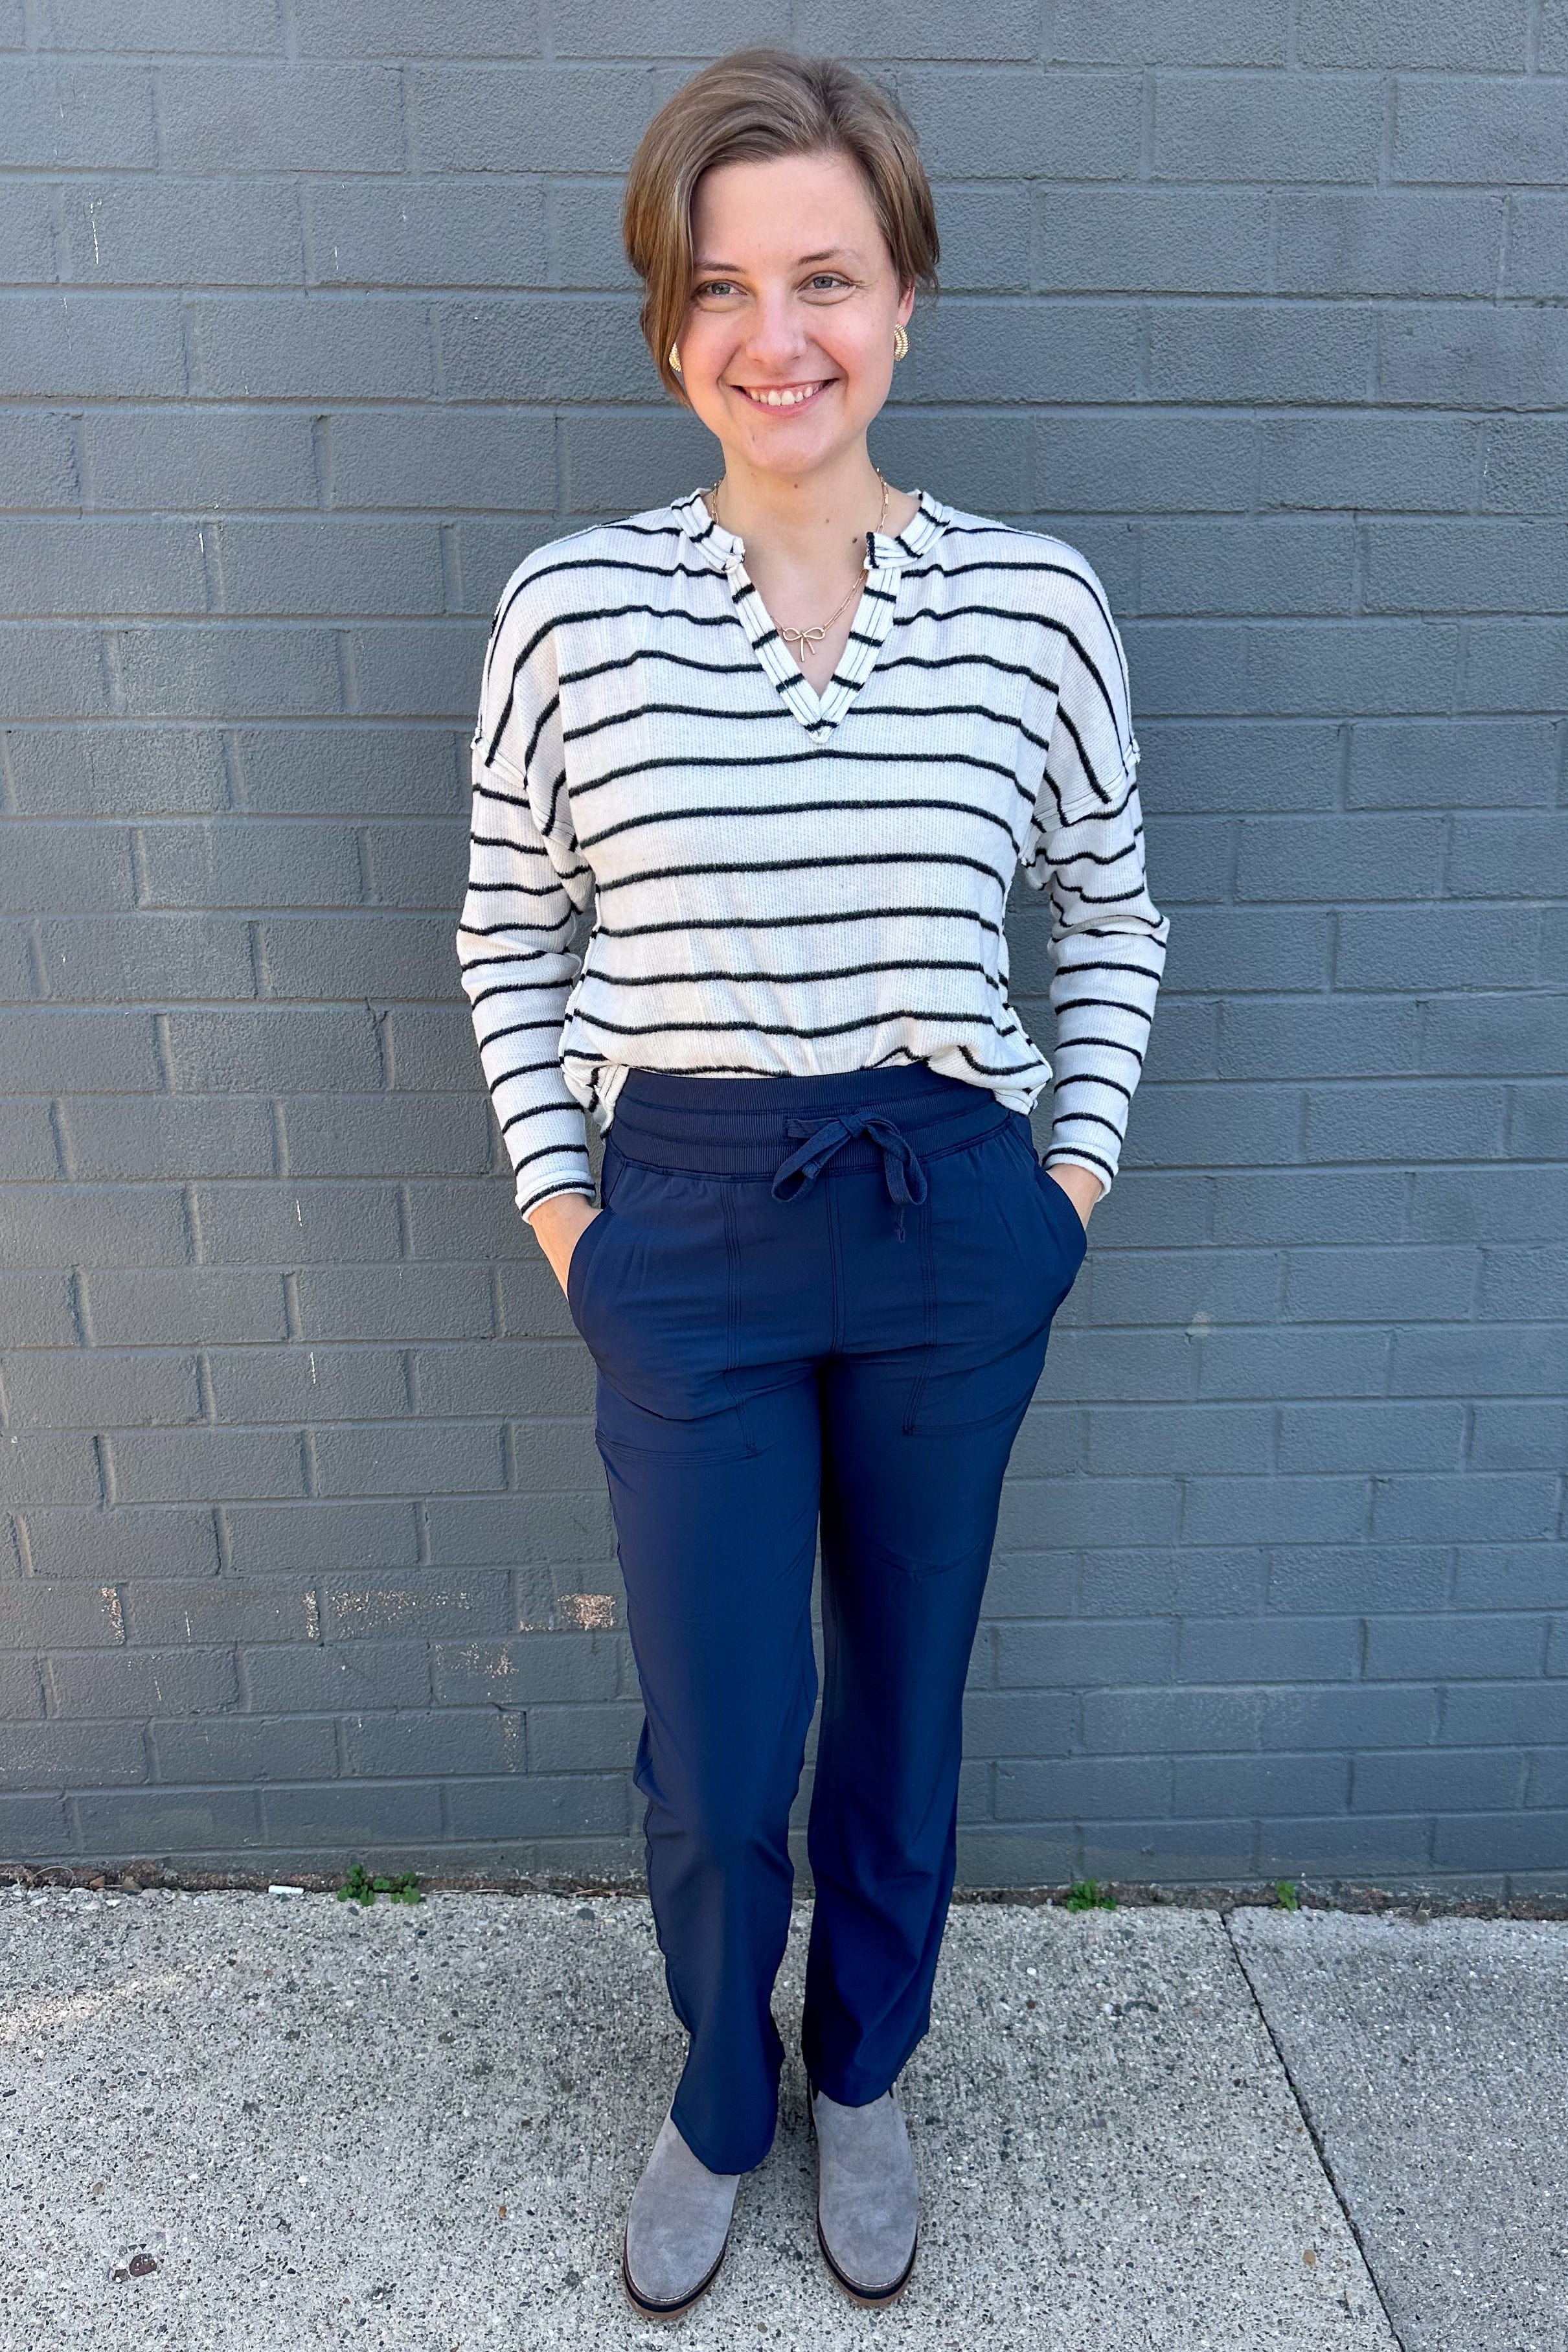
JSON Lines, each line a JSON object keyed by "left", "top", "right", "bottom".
{"left": 1021, "top": 560, "right": 1170, "bottom": 1196}
{"left": 456, "top": 559, "right": 597, "bottom": 1223}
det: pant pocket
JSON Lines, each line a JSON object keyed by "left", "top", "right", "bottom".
{"left": 903, "top": 1123, "right": 1063, "bottom": 1433}
{"left": 575, "top": 1154, "right": 755, "bottom": 1443}
{"left": 1032, "top": 1153, "right": 1089, "bottom": 1281}
{"left": 564, "top": 1200, "right": 616, "bottom": 1339}
{"left": 996, "top": 1115, "right": 1087, "bottom": 1294}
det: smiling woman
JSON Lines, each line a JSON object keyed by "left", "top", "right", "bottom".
{"left": 454, "top": 43, "right": 1169, "bottom": 2324}
{"left": 623, "top": 49, "right": 936, "bottom": 418}
{"left": 631, "top": 110, "right": 931, "bottom": 701}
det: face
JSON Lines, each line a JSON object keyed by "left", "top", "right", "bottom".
{"left": 676, "top": 147, "right": 915, "bottom": 482}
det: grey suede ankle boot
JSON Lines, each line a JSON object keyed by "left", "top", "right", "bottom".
{"left": 809, "top": 2081, "right": 920, "bottom": 2305}
{"left": 621, "top": 2108, "right": 743, "bottom": 2320}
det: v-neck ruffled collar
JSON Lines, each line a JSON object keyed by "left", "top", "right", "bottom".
{"left": 669, "top": 484, "right": 950, "bottom": 741}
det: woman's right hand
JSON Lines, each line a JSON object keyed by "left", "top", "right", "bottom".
{"left": 525, "top": 1191, "right": 602, "bottom": 1297}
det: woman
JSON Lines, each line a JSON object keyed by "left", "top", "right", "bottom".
{"left": 457, "top": 47, "right": 1168, "bottom": 2322}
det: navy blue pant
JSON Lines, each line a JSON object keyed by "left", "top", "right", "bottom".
{"left": 565, "top": 1065, "right": 1087, "bottom": 2175}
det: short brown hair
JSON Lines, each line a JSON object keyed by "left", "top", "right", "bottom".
{"left": 622, "top": 47, "right": 940, "bottom": 407}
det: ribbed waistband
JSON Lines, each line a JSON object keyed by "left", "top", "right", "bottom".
{"left": 607, "top": 1064, "right": 1014, "bottom": 1180}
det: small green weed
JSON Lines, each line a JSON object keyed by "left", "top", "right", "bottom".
{"left": 1065, "top": 1878, "right": 1117, "bottom": 1912}
{"left": 335, "top": 1863, "right": 423, "bottom": 1907}
{"left": 1273, "top": 1878, "right": 1299, "bottom": 1910}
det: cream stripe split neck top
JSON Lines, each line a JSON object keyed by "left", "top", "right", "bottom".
{"left": 457, "top": 485, "right": 1170, "bottom": 1223}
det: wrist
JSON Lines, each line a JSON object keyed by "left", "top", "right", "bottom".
{"left": 525, "top": 1188, "right": 596, "bottom": 1239}
{"left": 1044, "top": 1159, "right": 1106, "bottom": 1220}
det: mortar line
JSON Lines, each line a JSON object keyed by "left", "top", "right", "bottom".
{"left": 1220, "top": 1904, "right": 1409, "bottom": 2352}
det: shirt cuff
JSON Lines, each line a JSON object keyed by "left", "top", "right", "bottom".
{"left": 518, "top": 1172, "right": 596, "bottom": 1225}
{"left": 1042, "top": 1147, "right": 1112, "bottom": 1202}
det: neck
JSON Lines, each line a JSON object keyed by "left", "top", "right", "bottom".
{"left": 707, "top": 444, "right": 895, "bottom": 569}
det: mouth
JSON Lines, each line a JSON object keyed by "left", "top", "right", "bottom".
{"left": 732, "top": 378, "right": 835, "bottom": 413}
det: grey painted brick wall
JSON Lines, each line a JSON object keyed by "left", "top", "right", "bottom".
{"left": 1, "top": 2, "right": 1565, "bottom": 1896}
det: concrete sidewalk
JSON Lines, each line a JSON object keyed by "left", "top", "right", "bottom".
{"left": 1, "top": 1883, "right": 1560, "bottom": 2351}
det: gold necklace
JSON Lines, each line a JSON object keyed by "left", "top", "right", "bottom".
{"left": 707, "top": 468, "right": 890, "bottom": 648}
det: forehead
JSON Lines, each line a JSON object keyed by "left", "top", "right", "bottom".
{"left": 690, "top": 149, "right": 882, "bottom": 264}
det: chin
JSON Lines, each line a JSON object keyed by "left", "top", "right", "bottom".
{"left": 728, "top": 407, "right": 872, "bottom": 467}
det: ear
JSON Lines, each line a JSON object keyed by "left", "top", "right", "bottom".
{"left": 895, "top": 279, "right": 916, "bottom": 328}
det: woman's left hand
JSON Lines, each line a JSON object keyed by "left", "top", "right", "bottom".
{"left": 1044, "top": 1163, "right": 1103, "bottom": 1232}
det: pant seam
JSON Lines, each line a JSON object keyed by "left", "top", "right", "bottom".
{"left": 901, "top": 1192, "right": 939, "bottom": 1434}
{"left": 718, "top": 1180, "right": 760, "bottom": 1457}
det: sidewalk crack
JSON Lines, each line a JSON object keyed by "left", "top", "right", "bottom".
{"left": 1221, "top": 1904, "right": 1409, "bottom": 2351}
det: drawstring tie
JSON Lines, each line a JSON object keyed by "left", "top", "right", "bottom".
{"left": 769, "top": 1112, "right": 929, "bottom": 1241}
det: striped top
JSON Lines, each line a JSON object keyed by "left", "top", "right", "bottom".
{"left": 457, "top": 484, "right": 1170, "bottom": 1223}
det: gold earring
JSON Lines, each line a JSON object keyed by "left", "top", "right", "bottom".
{"left": 668, "top": 342, "right": 683, "bottom": 375}
{"left": 892, "top": 323, "right": 909, "bottom": 361}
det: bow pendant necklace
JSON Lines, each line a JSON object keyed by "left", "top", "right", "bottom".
{"left": 707, "top": 468, "right": 890, "bottom": 648}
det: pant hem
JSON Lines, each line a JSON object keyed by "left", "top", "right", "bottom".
{"left": 669, "top": 2091, "right": 777, "bottom": 2178}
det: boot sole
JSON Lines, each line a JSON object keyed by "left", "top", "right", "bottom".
{"left": 808, "top": 2089, "right": 919, "bottom": 2307}
{"left": 620, "top": 2222, "right": 729, "bottom": 2322}
{"left": 815, "top": 2208, "right": 918, "bottom": 2307}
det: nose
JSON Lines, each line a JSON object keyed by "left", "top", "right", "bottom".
{"left": 731, "top": 294, "right": 822, "bottom": 372}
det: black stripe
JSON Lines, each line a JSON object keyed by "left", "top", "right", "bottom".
{"left": 458, "top": 913, "right": 576, "bottom": 942}
{"left": 850, "top": 695, "right": 1023, "bottom": 727}
{"left": 486, "top": 1052, "right": 573, "bottom": 1083}
{"left": 1044, "top": 1143, "right": 1115, "bottom": 1181}
{"left": 477, "top": 1020, "right": 563, "bottom": 1056}
{"left": 575, "top": 793, "right": 1023, "bottom": 857}
{"left": 559, "top": 645, "right": 763, "bottom": 693}
{"left": 465, "top": 976, "right": 574, "bottom": 1012}
{"left": 562, "top": 696, "right": 793, "bottom": 748}
{"left": 870, "top": 646, "right": 1060, "bottom": 694}
{"left": 1049, "top": 1094, "right": 1130, "bottom": 1121}
{"left": 1051, "top": 1033, "right": 1147, "bottom": 1065}
{"left": 566, "top": 740, "right": 1021, "bottom": 804}
{"left": 952, "top": 1040, "right": 1050, "bottom": 1079}
{"left": 466, "top": 835, "right": 564, "bottom": 876}
{"left": 457, "top": 943, "right": 565, "bottom": 970}
{"left": 575, "top": 952, "right": 1005, "bottom": 992}
{"left": 593, "top": 902, "right": 1006, "bottom": 943}
{"left": 469, "top": 776, "right": 551, "bottom": 828}
{"left": 1049, "top": 832, "right": 1144, "bottom": 873}
{"left": 1052, "top": 874, "right": 1157, "bottom": 910}
{"left": 1053, "top": 954, "right": 1166, "bottom": 987}
{"left": 465, "top": 875, "right": 577, "bottom": 901}
{"left": 495, "top": 1101, "right": 591, "bottom": 1132}
{"left": 592, "top": 847, "right": 1013, "bottom": 897}
{"left": 474, "top": 741, "right": 576, "bottom": 841}
{"left": 495, "top": 543, "right": 734, "bottom": 628}
{"left": 1039, "top": 771, "right": 1139, "bottom": 830}
{"left": 1049, "top": 702, "right": 1117, "bottom": 809}
{"left": 519, "top": 687, "right": 560, "bottom": 779}
{"left": 563, "top": 1004, "right": 1031, "bottom": 1044}
{"left": 518, "top": 1176, "right": 598, "bottom": 1209}
{"left": 1054, "top": 992, "right": 1159, "bottom": 1019}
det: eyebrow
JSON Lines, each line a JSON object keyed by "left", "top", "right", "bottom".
{"left": 692, "top": 246, "right": 859, "bottom": 271}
